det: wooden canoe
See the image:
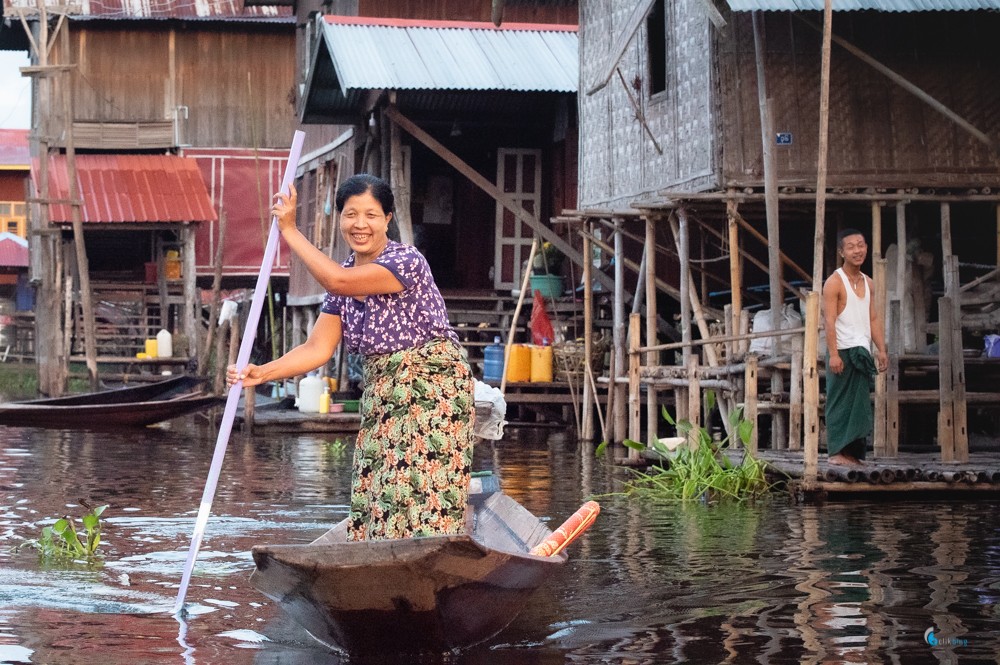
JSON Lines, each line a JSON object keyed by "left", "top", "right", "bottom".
{"left": 249, "top": 476, "right": 566, "bottom": 655}
{"left": 0, "top": 376, "right": 222, "bottom": 428}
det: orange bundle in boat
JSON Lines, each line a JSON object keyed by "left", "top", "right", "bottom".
{"left": 529, "top": 500, "right": 600, "bottom": 557}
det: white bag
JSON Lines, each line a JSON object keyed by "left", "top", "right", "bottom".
{"left": 748, "top": 304, "right": 803, "bottom": 356}
{"left": 473, "top": 380, "right": 507, "bottom": 440}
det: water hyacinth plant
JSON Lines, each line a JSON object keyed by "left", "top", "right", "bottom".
{"left": 15, "top": 503, "right": 109, "bottom": 562}
{"left": 599, "top": 395, "right": 773, "bottom": 502}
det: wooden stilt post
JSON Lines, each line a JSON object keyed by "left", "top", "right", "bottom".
{"left": 744, "top": 354, "right": 759, "bottom": 455}
{"left": 803, "top": 291, "right": 820, "bottom": 485}
{"left": 946, "top": 255, "right": 969, "bottom": 463}
{"left": 388, "top": 92, "right": 413, "bottom": 245}
{"left": 813, "top": 0, "right": 833, "bottom": 290}
{"left": 896, "top": 198, "right": 909, "bottom": 352}
{"left": 727, "top": 198, "right": 742, "bottom": 351}
{"left": 937, "top": 296, "right": 955, "bottom": 463}
{"left": 887, "top": 300, "right": 901, "bottom": 456}
{"left": 996, "top": 203, "right": 1000, "bottom": 283}
{"left": 613, "top": 218, "right": 627, "bottom": 443}
{"left": 872, "top": 202, "right": 889, "bottom": 457}
{"left": 59, "top": 23, "right": 98, "bottom": 389}
{"left": 581, "top": 224, "right": 595, "bottom": 441}
{"left": 789, "top": 347, "right": 803, "bottom": 450}
{"left": 628, "top": 313, "right": 642, "bottom": 454}
{"left": 688, "top": 355, "right": 700, "bottom": 433}
{"left": 677, "top": 210, "right": 692, "bottom": 364}
{"left": 645, "top": 215, "right": 659, "bottom": 444}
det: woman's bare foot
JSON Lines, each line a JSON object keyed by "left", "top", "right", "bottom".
{"left": 829, "top": 453, "right": 863, "bottom": 466}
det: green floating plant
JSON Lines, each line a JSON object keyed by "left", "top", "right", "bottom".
{"left": 17, "top": 503, "right": 109, "bottom": 562}
{"left": 597, "top": 392, "right": 772, "bottom": 502}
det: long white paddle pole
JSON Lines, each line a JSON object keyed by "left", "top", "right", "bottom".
{"left": 173, "top": 130, "right": 305, "bottom": 615}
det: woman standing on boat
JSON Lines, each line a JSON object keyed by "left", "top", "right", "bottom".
{"left": 227, "top": 174, "right": 474, "bottom": 541}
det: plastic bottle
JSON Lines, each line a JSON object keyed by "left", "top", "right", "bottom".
{"left": 144, "top": 338, "right": 158, "bottom": 358}
{"left": 298, "top": 374, "right": 324, "bottom": 413}
{"left": 156, "top": 329, "right": 173, "bottom": 358}
{"left": 319, "top": 387, "right": 331, "bottom": 414}
{"left": 483, "top": 336, "right": 505, "bottom": 383}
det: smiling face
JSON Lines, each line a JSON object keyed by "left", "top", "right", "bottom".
{"left": 839, "top": 233, "right": 868, "bottom": 269}
{"left": 339, "top": 190, "right": 392, "bottom": 263}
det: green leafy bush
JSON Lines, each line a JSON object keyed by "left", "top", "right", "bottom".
{"left": 599, "top": 398, "right": 773, "bottom": 502}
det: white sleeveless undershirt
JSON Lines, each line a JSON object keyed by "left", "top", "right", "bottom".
{"left": 834, "top": 267, "right": 871, "bottom": 350}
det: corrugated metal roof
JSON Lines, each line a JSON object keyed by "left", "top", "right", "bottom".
{"left": 2, "top": 0, "right": 292, "bottom": 20}
{"left": 0, "top": 232, "right": 29, "bottom": 268}
{"left": 0, "top": 130, "right": 30, "bottom": 169}
{"left": 321, "top": 16, "right": 578, "bottom": 93}
{"left": 727, "top": 0, "right": 1000, "bottom": 11}
{"left": 34, "top": 154, "right": 217, "bottom": 224}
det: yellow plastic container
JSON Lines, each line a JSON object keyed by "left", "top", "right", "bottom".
{"left": 144, "top": 338, "right": 158, "bottom": 358}
{"left": 506, "top": 344, "right": 531, "bottom": 383}
{"left": 529, "top": 344, "right": 553, "bottom": 383}
{"left": 164, "top": 250, "right": 181, "bottom": 280}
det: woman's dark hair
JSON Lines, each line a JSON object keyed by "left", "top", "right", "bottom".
{"left": 335, "top": 173, "right": 395, "bottom": 216}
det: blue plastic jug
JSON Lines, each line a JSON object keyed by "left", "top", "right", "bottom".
{"left": 483, "top": 336, "right": 505, "bottom": 383}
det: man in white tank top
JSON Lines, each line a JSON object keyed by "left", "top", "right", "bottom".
{"left": 822, "top": 229, "right": 889, "bottom": 466}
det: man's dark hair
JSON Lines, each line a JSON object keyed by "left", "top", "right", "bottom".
{"left": 837, "top": 228, "right": 865, "bottom": 248}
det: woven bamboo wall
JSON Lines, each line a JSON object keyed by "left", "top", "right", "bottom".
{"left": 578, "top": 0, "right": 716, "bottom": 209}
{"left": 718, "top": 11, "right": 1000, "bottom": 190}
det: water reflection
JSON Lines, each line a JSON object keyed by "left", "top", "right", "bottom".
{"left": 0, "top": 420, "right": 998, "bottom": 663}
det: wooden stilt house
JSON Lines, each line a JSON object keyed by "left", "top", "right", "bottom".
{"left": 571, "top": 0, "right": 1000, "bottom": 484}
{"left": 1, "top": 0, "right": 298, "bottom": 393}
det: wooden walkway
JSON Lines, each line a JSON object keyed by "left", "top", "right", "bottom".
{"left": 728, "top": 449, "right": 1000, "bottom": 496}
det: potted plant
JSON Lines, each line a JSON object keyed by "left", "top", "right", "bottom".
{"left": 530, "top": 242, "right": 565, "bottom": 298}
{"left": 532, "top": 241, "right": 564, "bottom": 275}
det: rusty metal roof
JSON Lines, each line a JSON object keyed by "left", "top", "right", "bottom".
{"left": 36, "top": 154, "right": 217, "bottom": 224}
{"left": 302, "top": 16, "right": 577, "bottom": 122}
{"left": 727, "top": 0, "right": 1000, "bottom": 10}
{"left": 2, "top": 0, "right": 292, "bottom": 20}
{"left": 0, "top": 130, "right": 29, "bottom": 169}
{"left": 0, "top": 232, "right": 28, "bottom": 268}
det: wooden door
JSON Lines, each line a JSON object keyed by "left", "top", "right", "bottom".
{"left": 493, "top": 148, "right": 542, "bottom": 291}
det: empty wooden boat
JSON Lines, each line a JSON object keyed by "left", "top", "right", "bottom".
{"left": 0, "top": 376, "right": 221, "bottom": 428}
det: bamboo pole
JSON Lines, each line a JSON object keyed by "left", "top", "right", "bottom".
{"left": 687, "top": 355, "right": 700, "bottom": 431}
{"left": 744, "top": 354, "right": 759, "bottom": 455}
{"left": 59, "top": 24, "right": 97, "bottom": 389}
{"left": 613, "top": 218, "right": 627, "bottom": 443}
{"left": 388, "top": 92, "right": 413, "bottom": 245}
{"left": 645, "top": 215, "right": 659, "bottom": 444}
{"left": 726, "top": 199, "right": 742, "bottom": 346}
{"left": 500, "top": 238, "right": 538, "bottom": 394}
{"left": 872, "top": 202, "right": 888, "bottom": 457}
{"left": 581, "top": 227, "right": 595, "bottom": 441}
{"left": 752, "top": 13, "right": 784, "bottom": 335}
{"left": 802, "top": 291, "right": 820, "bottom": 485}
{"left": 639, "top": 326, "right": 807, "bottom": 354}
{"left": 789, "top": 349, "right": 803, "bottom": 450}
{"left": 676, "top": 210, "right": 691, "bottom": 364}
{"left": 198, "top": 212, "right": 226, "bottom": 376}
{"left": 896, "top": 198, "right": 909, "bottom": 352}
{"left": 812, "top": 0, "right": 833, "bottom": 290}
{"left": 628, "top": 313, "right": 642, "bottom": 454}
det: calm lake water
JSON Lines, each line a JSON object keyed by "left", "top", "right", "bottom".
{"left": 1, "top": 416, "right": 998, "bottom": 664}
